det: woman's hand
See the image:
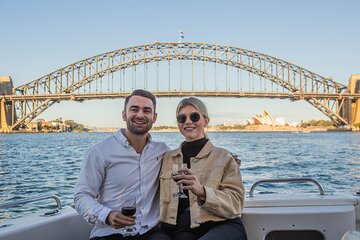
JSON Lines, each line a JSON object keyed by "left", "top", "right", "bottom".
{"left": 106, "top": 210, "right": 136, "bottom": 228}
{"left": 174, "top": 168, "right": 206, "bottom": 200}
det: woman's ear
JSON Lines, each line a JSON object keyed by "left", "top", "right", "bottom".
{"left": 204, "top": 117, "right": 209, "bottom": 128}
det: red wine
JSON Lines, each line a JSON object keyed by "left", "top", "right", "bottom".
{"left": 122, "top": 207, "right": 136, "bottom": 216}
{"left": 172, "top": 173, "right": 181, "bottom": 182}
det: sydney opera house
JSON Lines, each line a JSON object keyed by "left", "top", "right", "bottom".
{"left": 247, "top": 111, "right": 298, "bottom": 127}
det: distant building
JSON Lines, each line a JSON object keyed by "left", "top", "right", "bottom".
{"left": 25, "top": 118, "right": 70, "bottom": 132}
{"left": 247, "top": 110, "right": 298, "bottom": 127}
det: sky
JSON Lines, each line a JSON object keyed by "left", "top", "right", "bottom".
{"left": 1, "top": 0, "right": 359, "bottom": 128}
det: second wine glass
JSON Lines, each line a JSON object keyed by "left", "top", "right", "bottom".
{"left": 120, "top": 195, "right": 137, "bottom": 235}
{"left": 172, "top": 163, "right": 188, "bottom": 198}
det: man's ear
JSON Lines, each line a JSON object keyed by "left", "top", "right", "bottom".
{"left": 153, "top": 112, "right": 158, "bottom": 123}
{"left": 122, "top": 110, "right": 127, "bottom": 121}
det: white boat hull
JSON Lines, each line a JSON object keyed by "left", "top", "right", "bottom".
{"left": 0, "top": 206, "right": 92, "bottom": 240}
{"left": 242, "top": 192, "right": 359, "bottom": 240}
{"left": 1, "top": 190, "right": 359, "bottom": 240}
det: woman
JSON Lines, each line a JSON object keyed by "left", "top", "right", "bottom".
{"left": 159, "top": 97, "right": 247, "bottom": 240}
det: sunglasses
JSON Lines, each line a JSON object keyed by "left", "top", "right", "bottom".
{"left": 177, "top": 112, "right": 201, "bottom": 123}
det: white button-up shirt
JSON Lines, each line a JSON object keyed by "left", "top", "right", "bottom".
{"left": 74, "top": 129, "right": 169, "bottom": 238}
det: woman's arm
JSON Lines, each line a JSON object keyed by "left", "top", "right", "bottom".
{"left": 176, "top": 155, "right": 245, "bottom": 219}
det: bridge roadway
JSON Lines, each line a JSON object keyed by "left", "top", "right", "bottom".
{"left": 2, "top": 92, "right": 359, "bottom": 101}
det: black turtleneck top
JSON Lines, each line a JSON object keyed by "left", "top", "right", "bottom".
{"left": 178, "top": 137, "right": 208, "bottom": 217}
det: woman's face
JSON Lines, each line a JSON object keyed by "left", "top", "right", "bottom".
{"left": 177, "top": 104, "right": 209, "bottom": 142}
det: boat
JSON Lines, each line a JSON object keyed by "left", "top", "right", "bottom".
{"left": 0, "top": 178, "right": 359, "bottom": 240}
{"left": 242, "top": 178, "right": 360, "bottom": 240}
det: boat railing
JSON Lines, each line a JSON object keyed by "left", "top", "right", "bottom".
{"left": 249, "top": 177, "right": 325, "bottom": 197}
{"left": 0, "top": 193, "right": 62, "bottom": 210}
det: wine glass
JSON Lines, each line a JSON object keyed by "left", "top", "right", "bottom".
{"left": 172, "top": 163, "right": 188, "bottom": 198}
{"left": 120, "top": 195, "right": 137, "bottom": 235}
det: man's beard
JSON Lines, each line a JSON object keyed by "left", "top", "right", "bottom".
{"left": 126, "top": 117, "right": 153, "bottom": 135}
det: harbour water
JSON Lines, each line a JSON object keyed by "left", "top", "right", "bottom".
{"left": 0, "top": 131, "right": 359, "bottom": 220}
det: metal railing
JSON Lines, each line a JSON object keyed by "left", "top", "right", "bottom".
{"left": 249, "top": 177, "right": 325, "bottom": 197}
{"left": 0, "top": 194, "right": 62, "bottom": 210}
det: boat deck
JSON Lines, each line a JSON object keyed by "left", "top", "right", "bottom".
{"left": 1, "top": 178, "right": 359, "bottom": 240}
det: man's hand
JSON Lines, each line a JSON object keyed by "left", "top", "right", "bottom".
{"left": 106, "top": 210, "right": 136, "bottom": 229}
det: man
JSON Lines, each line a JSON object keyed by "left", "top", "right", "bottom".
{"left": 74, "top": 89, "right": 171, "bottom": 240}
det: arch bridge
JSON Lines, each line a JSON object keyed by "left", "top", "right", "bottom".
{"left": 1, "top": 42, "right": 360, "bottom": 132}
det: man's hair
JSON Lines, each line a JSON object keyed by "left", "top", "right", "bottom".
{"left": 124, "top": 89, "right": 157, "bottom": 111}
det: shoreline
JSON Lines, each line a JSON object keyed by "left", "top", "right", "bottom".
{"left": 150, "top": 129, "right": 350, "bottom": 133}
{"left": 1, "top": 126, "right": 354, "bottom": 134}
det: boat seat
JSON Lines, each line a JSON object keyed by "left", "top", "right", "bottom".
{"left": 242, "top": 193, "right": 359, "bottom": 240}
{"left": 0, "top": 206, "right": 92, "bottom": 240}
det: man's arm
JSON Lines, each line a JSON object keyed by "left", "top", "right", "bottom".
{"left": 74, "top": 147, "right": 112, "bottom": 225}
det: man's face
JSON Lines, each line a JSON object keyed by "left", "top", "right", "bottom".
{"left": 122, "top": 95, "right": 157, "bottom": 135}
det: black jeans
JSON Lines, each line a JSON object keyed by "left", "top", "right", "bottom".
{"left": 161, "top": 210, "right": 247, "bottom": 240}
{"left": 90, "top": 226, "right": 171, "bottom": 240}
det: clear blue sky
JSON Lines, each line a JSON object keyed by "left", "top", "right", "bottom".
{"left": 1, "top": 0, "right": 359, "bottom": 127}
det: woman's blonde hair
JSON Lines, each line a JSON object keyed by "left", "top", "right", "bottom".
{"left": 176, "top": 97, "right": 209, "bottom": 120}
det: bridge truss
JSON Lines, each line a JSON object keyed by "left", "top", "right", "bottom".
{"left": 2, "top": 42, "right": 359, "bottom": 130}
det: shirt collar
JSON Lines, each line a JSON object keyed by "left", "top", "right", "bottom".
{"left": 113, "top": 128, "right": 153, "bottom": 147}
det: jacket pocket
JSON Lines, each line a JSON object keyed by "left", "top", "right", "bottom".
{"left": 159, "top": 170, "right": 173, "bottom": 203}
{"left": 199, "top": 167, "right": 223, "bottom": 188}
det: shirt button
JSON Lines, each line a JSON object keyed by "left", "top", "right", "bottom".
{"left": 194, "top": 159, "right": 198, "bottom": 163}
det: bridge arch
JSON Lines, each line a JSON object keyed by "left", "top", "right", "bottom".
{"left": 3, "top": 42, "right": 355, "bottom": 130}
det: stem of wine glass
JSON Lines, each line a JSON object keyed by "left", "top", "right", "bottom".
{"left": 182, "top": 163, "right": 188, "bottom": 169}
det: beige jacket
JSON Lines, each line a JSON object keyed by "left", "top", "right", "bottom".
{"left": 159, "top": 140, "right": 245, "bottom": 228}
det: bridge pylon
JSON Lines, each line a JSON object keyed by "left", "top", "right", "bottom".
{"left": 0, "top": 76, "right": 15, "bottom": 133}
{"left": 345, "top": 74, "right": 360, "bottom": 128}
